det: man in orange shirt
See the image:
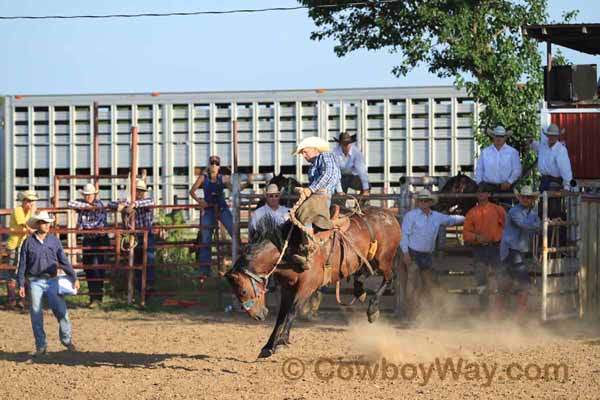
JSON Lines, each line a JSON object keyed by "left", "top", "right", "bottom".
{"left": 463, "top": 183, "right": 506, "bottom": 310}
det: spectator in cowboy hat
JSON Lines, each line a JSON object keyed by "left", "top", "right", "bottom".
{"left": 16, "top": 211, "right": 79, "bottom": 356}
{"left": 332, "top": 131, "right": 370, "bottom": 196}
{"left": 474, "top": 125, "right": 522, "bottom": 205}
{"left": 496, "top": 185, "right": 541, "bottom": 320}
{"left": 291, "top": 136, "right": 341, "bottom": 269}
{"left": 530, "top": 123, "right": 573, "bottom": 192}
{"left": 249, "top": 184, "right": 290, "bottom": 237}
{"left": 463, "top": 183, "right": 506, "bottom": 310}
{"left": 68, "top": 182, "right": 110, "bottom": 308}
{"left": 109, "top": 178, "right": 156, "bottom": 293}
{"left": 3, "top": 190, "right": 38, "bottom": 309}
{"left": 399, "top": 189, "right": 465, "bottom": 317}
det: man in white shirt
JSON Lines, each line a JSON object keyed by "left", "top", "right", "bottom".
{"left": 530, "top": 123, "right": 573, "bottom": 192}
{"left": 332, "top": 132, "right": 370, "bottom": 196}
{"left": 399, "top": 189, "right": 465, "bottom": 317}
{"left": 530, "top": 123, "right": 574, "bottom": 219}
{"left": 474, "top": 126, "right": 522, "bottom": 205}
{"left": 249, "top": 184, "right": 290, "bottom": 238}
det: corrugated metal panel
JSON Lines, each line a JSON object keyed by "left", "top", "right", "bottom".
{"left": 551, "top": 111, "right": 600, "bottom": 179}
{"left": 2, "top": 87, "right": 475, "bottom": 207}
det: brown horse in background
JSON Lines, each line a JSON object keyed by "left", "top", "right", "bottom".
{"left": 226, "top": 207, "right": 401, "bottom": 358}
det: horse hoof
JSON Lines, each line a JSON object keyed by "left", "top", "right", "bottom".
{"left": 274, "top": 344, "right": 290, "bottom": 354}
{"left": 367, "top": 310, "right": 380, "bottom": 323}
{"left": 258, "top": 348, "right": 274, "bottom": 359}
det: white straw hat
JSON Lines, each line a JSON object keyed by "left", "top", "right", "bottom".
{"left": 136, "top": 179, "right": 148, "bottom": 191}
{"left": 486, "top": 125, "right": 513, "bottom": 138}
{"left": 27, "top": 211, "right": 55, "bottom": 227}
{"left": 415, "top": 189, "right": 438, "bottom": 205}
{"left": 265, "top": 184, "right": 281, "bottom": 195}
{"left": 79, "top": 183, "right": 99, "bottom": 195}
{"left": 543, "top": 123, "right": 565, "bottom": 136}
{"left": 292, "top": 136, "right": 330, "bottom": 155}
{"left": 514, "top": 185, "right": 540, "bottom": 197}
{"left": 18, "top": 190, "right": 39, "bottom": 201}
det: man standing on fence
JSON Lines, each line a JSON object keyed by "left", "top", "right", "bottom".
{"left": 118, "top": 179, "right": 155, "bottom": 294}
{"left": 463, "top": 183, "right": 506, "bottom": 311}
{"left": 68, "top": 183, "right": 109, "bottom": 308}
{"left": 291, "top": 136, "right": 341, "bottom": 270}
{"left": 474, "top": 126, "right": 522, "bottom": 206}
{"left": 400, "top": 189, "right": 465, "bottom": 317}
{"left": 497, "top": 186, "right": 541, "bottom": 320}
{"left": 189, "top": 155, "right": 234, "bottom": 278}
{"left": 3, "top": 190, "right": 37, "bottom": 309}
{"left": 332, "top": 132, "right": 370, "bottom": 196}
{"left": 529, "top": 123, "right": 574, "bottom": 219}
{"left": 17, "top": 211, "right": 79, "bottom": 356}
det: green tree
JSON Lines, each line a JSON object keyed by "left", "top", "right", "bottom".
{"left": 301, "top": 0, "right": 559, "bottom": 175}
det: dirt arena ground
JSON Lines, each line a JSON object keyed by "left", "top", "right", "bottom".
{"left": 1, "top": 306, "right": 599, "bottom": 400}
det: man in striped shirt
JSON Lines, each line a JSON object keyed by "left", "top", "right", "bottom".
{"left": 68, "top": 183, "right": 110, "bottom": 307}
{"left": 292, "top": 136, "right": 341, "bottom": 269}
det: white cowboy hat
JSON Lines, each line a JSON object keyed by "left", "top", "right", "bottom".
{"left": 543, "top": 123, "right": 566, "bottom": 136}
{"left": 292, "top": 136, "right": 330, "bottom": 155}
{"left": 486, "top": 125, "right": 513, "bottom": 138}
{"left": 415, "top": 189, "right": 438, "bottom": 205}
{"left": 78, "top": 183, "right": 99, "bottom": 195}
{"left": 135, "top": 179, "right": 148, "bottom": 191}
{"left": 265, "top": 183, "right": 281, "bottom": 195}
{"left": 17, "top": 190, "right": 39, "bottom": 201}
{"left": 27, "top": 211, "right": 55, "bottom": 227}
{"left": 514, "top": 185, "right": 540, "bottom": 198}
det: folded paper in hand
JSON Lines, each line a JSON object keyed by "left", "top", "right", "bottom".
{"left": 58, "top": 276, "right": 77, "bottom": 295}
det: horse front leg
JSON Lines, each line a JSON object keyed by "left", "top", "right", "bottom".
{"left": 274, "top": 284, "right": 317, "bottom": 354}
{"left": 259, "top": 286, "right": 294, "bottom": 359}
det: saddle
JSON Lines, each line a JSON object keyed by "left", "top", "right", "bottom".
{"left": 329, "top": 204, "right": 352, "bottom": 232}
{"left": 313, "top": 205, "right": 379, "bottom": 287}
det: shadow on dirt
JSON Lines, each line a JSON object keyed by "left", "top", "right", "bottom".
{"left": 0, "top": 350, "right": 229, "bottom": 371}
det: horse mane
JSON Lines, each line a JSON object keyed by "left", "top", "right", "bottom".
{"left": 247, "top": 216, "right": 299, "bottom": 259}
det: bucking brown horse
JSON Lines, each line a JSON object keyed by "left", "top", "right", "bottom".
{"left": 226, "top": 207, "right": 401, "bottom": 358}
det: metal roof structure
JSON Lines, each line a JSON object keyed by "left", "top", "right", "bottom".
{"left": 523, "top": 23, "right": 600, "bottom": 55}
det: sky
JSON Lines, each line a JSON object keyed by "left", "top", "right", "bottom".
{"left": 0, "top": 0, "right": 599, "bottom": 95}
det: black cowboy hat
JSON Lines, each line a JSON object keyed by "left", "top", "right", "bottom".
{"left": 334, "top": 131, "right": 357, "bottom": 144}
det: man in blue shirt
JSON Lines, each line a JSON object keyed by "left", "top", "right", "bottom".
{"left": 17, "top": 211, "right": 80, "bottom": 356}
{"left": 400, "top": 189, "right": 464, "bottom": 315}
{"left": 497, "top": 186, "right": 541, "bottom": 320}
{"left": 292, "top": 136, "right": 341, "bottom": 269}
{"left": 332, "top": 132, "right": 370, "bottom": 196}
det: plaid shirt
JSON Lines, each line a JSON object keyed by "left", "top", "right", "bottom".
{"left": 308, "top": 152, "right": 341, "bottom": 195}
{"left": 127, "top": 197, "right": 154, "bottom": 229}
{"left": 68, "top": 199, "right": 108, "bottom": 230}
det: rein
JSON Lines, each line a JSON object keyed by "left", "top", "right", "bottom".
{"left": 239, "top": 192, "right": 305, "bottom": 310}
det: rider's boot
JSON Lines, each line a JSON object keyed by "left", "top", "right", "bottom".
{"left": 292, "top": 233, "right": 316, "bottom": 270}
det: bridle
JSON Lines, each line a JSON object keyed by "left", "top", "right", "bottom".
{"left": 237, "top": 225, "right": 294, "bottom": 311}
{"left": 239, "top": 268, "right": 268, "bottom": 311}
